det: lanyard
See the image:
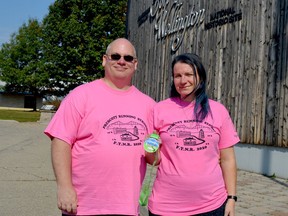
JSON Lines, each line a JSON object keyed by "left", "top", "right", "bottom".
{"left": 139, "top": 152, "right": 158, "bottom": 206}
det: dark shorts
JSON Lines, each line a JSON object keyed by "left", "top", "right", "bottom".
{"left": 149, "top": 200, "right": 227, "bottom": 216}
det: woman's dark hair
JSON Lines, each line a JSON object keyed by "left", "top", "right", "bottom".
{"left": 170, "top": 53, "right": 210, "bottom": 122}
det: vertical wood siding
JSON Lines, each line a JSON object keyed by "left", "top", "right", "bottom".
{"left": 126, "top": 0, "right": 288, "bottom": 147}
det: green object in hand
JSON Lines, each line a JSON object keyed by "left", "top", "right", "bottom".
{"left": 144, "top": 133, "right": 160, "bottom": 153}
{"left": 139, "top": 135, "right": 159, "bottom": 206}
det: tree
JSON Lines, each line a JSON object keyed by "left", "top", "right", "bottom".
{"left": 0, "top": 0, "right": 127, "bottom": 100}
{"left": 0, "top": 19, "right": 49, "bottom": 110}
{"left": 42, "top": 0, "right": 127, "bottom": 96}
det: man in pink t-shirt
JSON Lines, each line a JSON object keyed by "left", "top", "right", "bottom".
{"left": 45, "top": 38, "right": 155, "bottom": 215}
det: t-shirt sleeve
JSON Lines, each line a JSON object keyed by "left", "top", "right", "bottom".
{"left": 44, "top": 91, "right": 83, "bottom": 145}
{"left": 218, "top": 106, "right": 240, "bottom": 149}
{"left": 153, "top": 104, "right": 161, "bottom": 132}
{"left": 147, "top": 100, "right": 156, "bottom": 134}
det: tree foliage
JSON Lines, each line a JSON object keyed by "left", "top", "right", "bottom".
{"left": 0, "top": 0, "right": 127, "bottom": 97}
{"left": 0, "top": 19, "right": 48, "bottom": 96}
{"left": 42, "top": 0, "right": 127, "bottom": 95}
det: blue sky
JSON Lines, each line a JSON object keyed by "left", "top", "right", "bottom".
{"left": 0, "top": 0, "right": 55, "bottom": 46}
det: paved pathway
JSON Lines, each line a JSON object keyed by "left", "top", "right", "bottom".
{"left": 0, "top": 120, "right": 58, "bottom": 215}
{"left": 0, "top": 120, "right": 287, "bottom": 216}
{"left": 140, "top": 167, "right": 288, "bottom": 216}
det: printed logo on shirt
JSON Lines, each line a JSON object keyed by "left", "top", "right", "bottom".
{"left": 103, "top": 114, "right": 148, "bottom": 147}
{"left": 167, "top": 119, "right": 219, "bottom": 152}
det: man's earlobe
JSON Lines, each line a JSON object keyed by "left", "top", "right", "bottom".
{"left": 102, "top": 56, "right": 107, "bottom": 67}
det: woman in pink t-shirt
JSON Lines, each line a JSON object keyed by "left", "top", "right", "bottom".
{"left": 146, "top": 53, "right": 240, "bottom": 216}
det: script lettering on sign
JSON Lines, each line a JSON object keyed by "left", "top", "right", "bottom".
{"left": 149, "top": 0, "right": 205, "bottom": 52}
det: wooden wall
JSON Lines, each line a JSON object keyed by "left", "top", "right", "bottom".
{"left": 126, "top": 0, "right": 288, "bottom": 147}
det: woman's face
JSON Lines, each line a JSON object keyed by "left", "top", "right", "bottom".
{"left": 173, "top": 62, "right": 199, "bottom": 102}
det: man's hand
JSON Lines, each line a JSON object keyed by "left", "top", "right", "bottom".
{"left": 57, "top": 184, "right": 78, "bottom": 214}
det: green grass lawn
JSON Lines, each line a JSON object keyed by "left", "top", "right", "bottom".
{"left": 0, "top": 109, "right": 40, "bottom": 122}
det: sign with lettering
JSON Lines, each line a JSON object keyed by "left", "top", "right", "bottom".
{"left": 149, "top": 0, "right": 205, "bottom": 51}
{"left": 141, "top": 0, "right": 242, "bottom": 51}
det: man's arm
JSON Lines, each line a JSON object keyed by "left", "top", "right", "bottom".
{"left": 51, "top": 138, "right": 77, "bottom": 214}
{"left": 145, "top": 150, "right": 161, "bottom": 165}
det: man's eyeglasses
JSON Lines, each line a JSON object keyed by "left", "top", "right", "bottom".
{"left": 106, "top": 54, "right": 136, "bottom": 63}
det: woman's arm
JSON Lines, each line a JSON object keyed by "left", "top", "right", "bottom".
{"left": 220, "top": 146, "right": 237, "bottom": 216}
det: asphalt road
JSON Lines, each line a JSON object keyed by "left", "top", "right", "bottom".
{"left": 0, "top": 120, "right": 58, "bottom": 215}
{"left": 0, "top": 119, "right": 287, "bottom": 216}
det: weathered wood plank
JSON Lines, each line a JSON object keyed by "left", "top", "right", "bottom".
{"left": 127, "top": 0, "right": 288, "bottom": 147}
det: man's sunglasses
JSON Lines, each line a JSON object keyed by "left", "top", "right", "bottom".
{"left": 107, "top": 54, "right": 136, "bottom": 62}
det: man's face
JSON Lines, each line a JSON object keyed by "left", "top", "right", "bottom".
{"left": 102, "top": 40, "right": 138, "bottom": 81}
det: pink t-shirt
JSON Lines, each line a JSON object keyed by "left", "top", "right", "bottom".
{"left": 45, "top": 79, "right": 156, "bottom": 215}
{"left": 148, "top": 97, "right": 240, "bottom": 215}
